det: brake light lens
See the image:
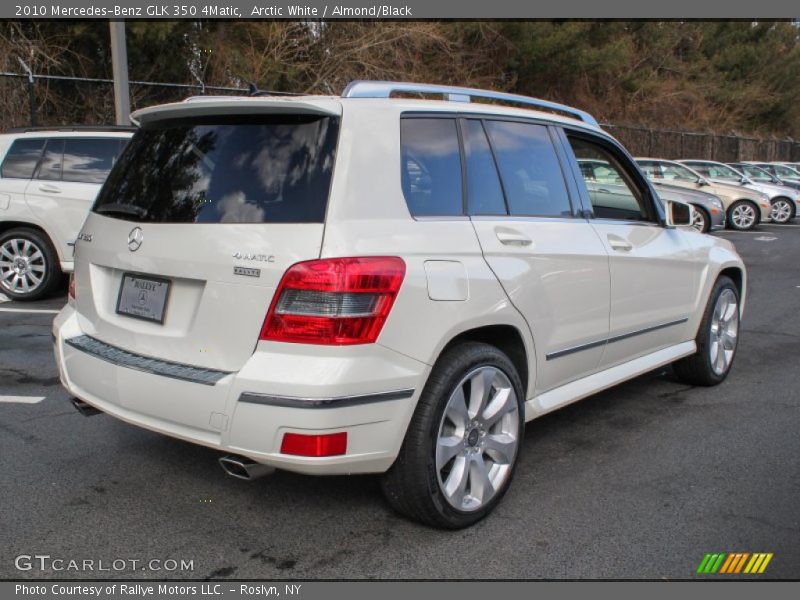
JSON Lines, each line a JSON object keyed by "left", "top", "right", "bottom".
{"left": 68, "top": 273, "right": 76, "bottom": 304}
{"left": 280, "top": 432, "right": 347, "bottom": 457}
{"left": 261, "top": 257, "right": 406, "bottom": 345}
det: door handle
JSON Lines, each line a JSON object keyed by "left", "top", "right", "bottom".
{"left": 496, "top": 229, "right": 532, "bottom": 246}
{"left": 38, "top": 184, "right": 62, "bottom": 194}
{"left": 607, "top": 234, "right": 633, "bottom": 252}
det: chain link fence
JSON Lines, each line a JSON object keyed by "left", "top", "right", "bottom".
{"left": 603, "top": 123, "right": 800, "bottom": 162}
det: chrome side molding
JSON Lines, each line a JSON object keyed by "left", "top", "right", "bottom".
{"left": 239, "top": 388, "right": 415, "bottom": 409}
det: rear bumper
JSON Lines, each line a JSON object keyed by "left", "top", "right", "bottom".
{"left": 53, "top": 306, "right": 430, "bottom": 475}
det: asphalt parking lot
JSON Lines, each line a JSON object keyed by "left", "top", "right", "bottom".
{"left": 1, "top": 223, "right": 799, "bottom": 580}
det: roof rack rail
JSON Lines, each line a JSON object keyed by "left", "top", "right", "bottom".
{"left": 341, "top": 80, "right": 599, "bottom": 127}
{"left": 7, "top": 125, "right": 137, "bottom": 133}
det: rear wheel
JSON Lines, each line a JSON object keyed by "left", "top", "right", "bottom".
{"left": 770, "top": 197, "right": 795, "bottom": 224}
{"left": 0, "top": 228, "right": 62, "bottom": 301}
{"left": 690, "top": 206, "right": 710, "bottom": 233}
{"left": 673, "top": 276, "right": 739, "bottom": 386}
{"left": 727, "top": 200, "right": 759, "bottom": 231}
{"left": 381, "top": 342, "right": 524, "bottom": 529}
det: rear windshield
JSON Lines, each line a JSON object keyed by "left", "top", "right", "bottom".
{"left": 93, "top": 114, "right": 339, "bottom": 224}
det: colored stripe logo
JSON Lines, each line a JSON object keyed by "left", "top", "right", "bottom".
{"left": 697, "top": 552, "right": 773, "bottom": 574}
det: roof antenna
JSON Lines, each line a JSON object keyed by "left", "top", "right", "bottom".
{"left": 248, "top": 82, "right": 259, "bottom": 96}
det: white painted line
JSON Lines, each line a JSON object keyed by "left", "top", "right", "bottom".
{"left": 0, "top": 395, "right": 45, "bottom": 404}
{"left": 754, "top": 236, "right": 778, "bottom": 241}
{"left": 0, "top": 307, "right": 60, "bottom": 314}
{"left": 0, "top": 293, "right": 9, "bottom": 303}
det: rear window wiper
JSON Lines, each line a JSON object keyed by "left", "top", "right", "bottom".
{"left": 94, "top": 203, "right": 148, "bottom": 220}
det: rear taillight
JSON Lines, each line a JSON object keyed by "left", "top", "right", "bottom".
{"left": 68, "top": 273, "right": 76, "bottom": 304}
{"left": 280, "top": 432, "right": 347, "bottom": 457}
{"left": 261, "top": 257, "right": 405, "bottom": 345}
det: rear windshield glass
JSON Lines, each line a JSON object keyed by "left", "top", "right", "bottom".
{"left": 93, "top": 114, "right": 339, "bottom": 224}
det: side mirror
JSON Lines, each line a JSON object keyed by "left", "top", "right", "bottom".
{"left": 665, "top": 200, "right": 693, "bottom": 227}
{"left": 697, "top": 178, "right": 710, "bottom": 186}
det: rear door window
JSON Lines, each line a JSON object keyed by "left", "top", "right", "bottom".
{"left": 63, "top": 138, "right": 125, "bottom": 184}
{"left": 1, "top": 138, "right": 46, "bottom": 179}
{"left": 483, "top": 120, "right": 573, "bottom": 217}
{"left": 94, "top": 115, "right": 339, "bottom": 224}
{"left": 462, "top": 119, "right": 506, "bottom": 215}
{"left": 400, "top": 118, "right": 464, "bottom": 217}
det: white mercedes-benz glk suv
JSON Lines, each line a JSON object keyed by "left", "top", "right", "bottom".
{"left": 54, "top": 82, "right": 746, "bottom": 528}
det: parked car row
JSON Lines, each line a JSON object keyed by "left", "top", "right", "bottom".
{"left": 638, "top": 158, "right": 800, "bottom": 231}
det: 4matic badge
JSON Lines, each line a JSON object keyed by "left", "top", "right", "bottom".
{"left": 232, "top": 252, "right": 275, "bottom": 263}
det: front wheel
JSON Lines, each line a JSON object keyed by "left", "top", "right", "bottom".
{"left": 673, "top": 276, "right": 740, "bottom": 386}
{"left": 381, "top": 342, "right": 524, "bottom": 529}
{"left": 727, "top": 201, "right": 759, "bottom": 231}
{"left": 691, "top": 206, "right": 710, "bottom": 233}
{"left": 770, "top": 198, "right": 795, "bottom": 224}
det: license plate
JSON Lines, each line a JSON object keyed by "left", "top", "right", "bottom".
{"left": 115, "top": 273, "right": 171, "bottom": 324}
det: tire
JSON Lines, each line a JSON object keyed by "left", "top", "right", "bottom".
{"left": 690, "top": 205, "right": 710, "bottom": 233}
{"left": 0, "top": 227, "right": 62, "bottom": 301}
{"left": 727, "top": 200, "right": 759, "bottom": 231}
{"left": 381, "top": 341, "right": 525, "bottom": 529}
{"left": 673, "top": 276, "right": 740, "bottom": 386}
{"left": 770, "top": 197, "right": 795, "bottom": 224}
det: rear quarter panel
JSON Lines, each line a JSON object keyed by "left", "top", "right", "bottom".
{"left": 320, "top": 104, "right": 538, "bottom": 398}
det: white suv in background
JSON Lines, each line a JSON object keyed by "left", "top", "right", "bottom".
{"left": 54, "top": 82, "right": 745, "bottom": 528}
{"left": 0, "top": 127, "right": 132, "bottom": 300}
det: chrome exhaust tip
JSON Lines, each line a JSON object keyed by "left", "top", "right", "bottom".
{"left": 219, "top": 455, "right": 275, "bottom": 481}
{"left": 71, "top": 398, "right": 102, "bottom": 417}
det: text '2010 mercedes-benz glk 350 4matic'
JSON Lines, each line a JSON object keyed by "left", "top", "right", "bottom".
{"left": 54, "top": 82, "right": 746, "bottom": 528}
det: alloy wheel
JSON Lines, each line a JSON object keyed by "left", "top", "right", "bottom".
{"left": 770, "top": 199, "right": 793, "bottom": 224}
{"left": 709, "top": 288, "right": 739, "bottom": 376}
{"left": 0, "top": 238, "right": 47, "bottom": 295}
{"left": 435, "top": 365, "right": 520, "bottom": 512}
{"left": 731, "top": 204, "right": 756, "bottom": 229}
{"left": 691, "top": 207, "right": 708, "bottom": 232}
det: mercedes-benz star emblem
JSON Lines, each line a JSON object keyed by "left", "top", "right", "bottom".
{"left": 127, "top": 227, "right": 144, "bottom": 252}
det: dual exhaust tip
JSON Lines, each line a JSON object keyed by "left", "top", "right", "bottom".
{"left": 70, "top": 398, "right": 273, "bottom": 481}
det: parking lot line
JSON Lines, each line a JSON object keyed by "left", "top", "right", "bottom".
{"left": 0, "top": 307, "right": 60, "bottom": 314}
{"left": 0, "top": 395, "right": 45, "bottom": 404}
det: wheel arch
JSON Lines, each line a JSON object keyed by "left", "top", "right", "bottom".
{"left": 435, "top": 324, "right": 530, "bottom": 399}
{"left": 0, "top": 220, "right": 59, "bottom": 253}
{"left": 719, "top": 266, "right": 745, "bottom": 311}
